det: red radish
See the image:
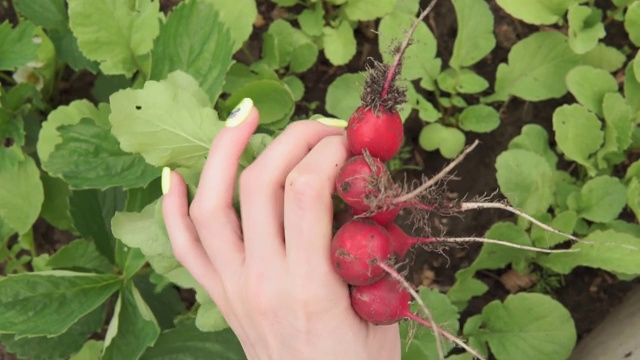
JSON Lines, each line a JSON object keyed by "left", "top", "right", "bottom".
{"left": 385, "top": 223, "right": 434, "bottom": 258}
{"left": 347, "top": 106, "right": 404, "bottom": 162}
{"left": 352, "top": 206, "right": 401, "bottom": 225}
{"left": 330, "top": 219, "right": 393, "bottom": 286}
{"left": 350, "top": 274, "right": 411, "bottom": 325}
{"left": 335, "top": 155, "right": 390, "bottom": 211}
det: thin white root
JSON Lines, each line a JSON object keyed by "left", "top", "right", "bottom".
{"left": 460, "top": 202, "right": 581, "bottom": 243}
{"left": 379, "top": 262, "right": 445, "bottom": 360}
{"left": 394, "top": 140, "right": 480, "bottom": 204}
{"left": 440, "top": 237, "right": 579, "bottom": 253}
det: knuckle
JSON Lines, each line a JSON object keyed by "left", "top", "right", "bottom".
{"left": 286, "top": 172, "right": 326, "bottom": 203}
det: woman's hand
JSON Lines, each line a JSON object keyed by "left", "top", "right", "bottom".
{"left": 161, "top": 98, "right": 401, "bottom": 360}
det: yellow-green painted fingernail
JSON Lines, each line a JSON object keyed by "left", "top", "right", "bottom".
{"left": 161, "top": 167, "right": 171, "bottom": 195}
{"left": 225, "top": 98, "right": 254, "bottom": 128}
{"left": 316, "top": 117, "right": 348, "bottom": 128}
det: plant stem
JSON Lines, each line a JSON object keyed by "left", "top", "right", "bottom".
{"left": 436, "top": 236, "right": 579, "bottom": 253}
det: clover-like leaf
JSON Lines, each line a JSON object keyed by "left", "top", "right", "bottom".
{"left": 418, "top": 123, "right": 466, "bottom": 159}
{"left": 322, "top": 21, "right": 356, "bottom": 66}
{"left": 552, "top": 104, "right": 603, "bottom": 176}
{"left": 565, "top": 65, "right": 618, "bottom": 116}
{"left": 450, "top": 0, "right": 496, "bottom": 68}
{"left": 458, "top": 104, "right": 500, "bottom": 133}
{"left": 567, "top": 4, "right": 605, "bottom": 54}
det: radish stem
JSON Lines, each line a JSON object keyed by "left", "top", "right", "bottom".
{"left": 436, "top": 236, "right": 579, "bottom": 253}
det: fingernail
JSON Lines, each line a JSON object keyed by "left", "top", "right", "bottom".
{"left": 226, "top": 98, "right": 254, "bottom": 128}
{"left": 161, "top": 167, "right": 171, "bottom": 195}
{"left": 316, "top": 117, "right": 348, "bottom": 128}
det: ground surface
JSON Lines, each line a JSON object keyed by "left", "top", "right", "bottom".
{"left": 1, "top": 0, "right": 639, "bottom": 359}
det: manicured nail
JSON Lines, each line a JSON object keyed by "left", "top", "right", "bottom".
{"left": 316, "top": 117, "right": 348, "bottom": 128}
{"left": 161, "top": 167, "right": 171, "bottom": 195}
{"left": 225, "top": 98, "right": 254, "bottom": 128}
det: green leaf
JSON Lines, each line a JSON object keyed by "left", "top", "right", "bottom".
{"left": 495, "top": 0, "right": 581, "bottom": 25}
{"left": 378, "top": 12, "right": 437, "bottom": 81}
{"left": 579, "top": 43, "right": 626, "bottom": 72}
{"left": 0, "top": 271, "right": 120, "bottom": 337}
{"left": 565, "top": 65, "right": 618, "bottom": 116}
{"left": 115, "top": 241, "right": 147, "bottom": 278}
{"left": 0, "top": 154, "right": 43, "bottom": 235}
{"left": 465, "top": 293, "right": 576, "bottom": 360}
{"left": 567, "top": 4, "right": 605, "bottom": 54}
{"left": 299, "top": 6, "right": 324, "bottom": 36}
{"left": 203, "top": 0, "right": 257, "bottom": 52}
{"left": 38, "top": 100, "right": 110, "bottom": 164}
{"left": 40, "top": 173, "right": 73, "bottom": 231}
{"left": 133, "top": 275, "right": 185, "bottom": 330}
{"left": 49, "top": 29, "right": 100, "bottom": 73}
{"left": 195, "top": 291, "right": 228, "bottom": 332}
{"left": 437, "top": 68, "right": 489, "bottom": 94}
{"left": 325, "top": 72, "right": 366, "bottom": 119}
{"left": 343, "top": 0, "right": 395, "bottom": 21}
{"left": 102, "top": 282, "right": 160, "bottom": 360}
{"left": 322, "top": 21, "right": 356, "bottom": 66}
{"left": 0, "top": 305, "right": 106, "bottom": 360}
{"left": 109, "top": 71, "right": 223, "bottom": 169}
{"left": 624, "top": 1, "right": 640, "bottom": 46}
{"left": 495, "top": 149, "right": 554, "bottom": 216}
{"left": 13, "top": 0, "right": 68, "bottom": 30}
{"left": 596, "top": 92, "right": 634, "bottom": 168}
{"left": 45, "top": 119, "right": 160, "bottom": 190}
{"left": 531, "top": 210, "right": 578, "bottom": 248}
{"left": 68, "top": 0, "right": 160, "bottom": 77}
{"left": 539, "top": 230, "right": 640, "bottom": 274}
{"left": 141, "top": 321, "right": 244, "bottom": 359}
{"left": 150, "top": 0, "right": 234, "bottom": 103}
{"left": 450, "top": 0, "right": 496, "bottom": 68}
{"left": 625, "top": 60, "right": 640, "bottom": 114}
{"left": 224, "top": 79, "right": 295, "bottom": 125}
{"left": 70, "top": 340, "right": 104, "bottom": 360}
{"left": 574, "top": 176, "right": 627, "bottom": 223}
{"left": 487, "top": 31, "right": 580, "bottom": 102}
{"left": 0, "top": 20, "right": 39, "bottom": 70}
{"left": 69, "top": 188, "right": 126, "bottom": 263}
{"left": 262, "top": 19, "right": 318, "bottom": 72}
{"left": 627, "top": 178, "right": 640, "bottom": 221}
{"left": 47, "top": 239, "right": 114, "bottom": 273}
{"left": 283, "top": 75, "right": 305, "bottom": 101}
{"left": 400, "top": 288, "right": 460, "bottom": 357}
{"left": 507, "top": 124, "right": 558, "bottom": 168}
{"left": 458, "top": 104, "right": 500, "bottom": 133}
{"left": 92, "top": 74, "right": 130, "bottom": 103}
{"left": 418, "top": 123, "right": 466, "bottom": 159}
{"left": 552, "top": 104, "right": 603, "bottom": 175}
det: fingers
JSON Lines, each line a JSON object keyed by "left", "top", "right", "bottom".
{"left": 240, "top": 121, "right": 346, "bottom": 269}
{"left": 162, "top": 170, "right": 228, "bottom": 310}
{"left": 189, "top": 98, "right": 259, "bottom": 271}
{"left": 283, "top": 135, "right": 349, "bottom": 275}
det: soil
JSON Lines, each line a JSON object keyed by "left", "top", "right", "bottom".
{"left": 1, "top": 0, "right": 639, "bottom": 358}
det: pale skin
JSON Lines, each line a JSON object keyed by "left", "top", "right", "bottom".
{"left": 161, "top": 104, "right": 401, "bottom": 360}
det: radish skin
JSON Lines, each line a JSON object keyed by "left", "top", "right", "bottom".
{"left": 347, "top": 106, "right": 404, "bottom": 162}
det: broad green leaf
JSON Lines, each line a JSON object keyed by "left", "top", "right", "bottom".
{"left": 102, "top": 282, "right": 160, "bottom": 360}
{"left": 91, "top": 74, "right": 130, "bottom": 103}
{"left": 394, "top": 0, "right": 420, "bottom": 15}
{"left": 437, "top": 68, "right": 489, "bottom": 94}
{"left": 343, "top": 0, "right": 395, "bottom": 21}
{"left": 567, "top": 4, "right": 605, "bottom": 54}
{"left": 625, "top": 159, "right": 640, "bottom": 183}
{"left": 596, "top": 92, "right": 634, "bottom": 168}
{"left": 417, "top": 58, "right": 443, "bottom": 91}
{"left": 47, "top": 239, "right": 114, "bottom": 273}
{"left": 115, "top": 241, "right": 147, "bottom": 278}
{"left": 0, "top": 154, "right": 43, "bottom": 234}
{"left": 110, "top": 71, "right": 223, "bottom": 169}
{"left": 150, "top": 0, "right": 234, "bottom": 103}
{"left": 38, "top": 99, "right": 109, "bottom": 164}
{"left": 223, "top": 79, "right": 295, "bottom": 125}
{"left": 627, "top": 178, "right": 640, "bottom": 221}
{"left": 531, "top": 210, "right": 578, "bottom": 248}
{"left": 262, "top": 20, "right": 318, "bottom": 72}
{"left": 378, "top": 12, "right": 437, "bottom": 81}
{"left": 400, "top": 288, "right": 460, "bottom": 357}
{"left": 565, "top": 65, "right": 618, "bottom": 116}
{"left": 624, "top": 1, "right": 640, "bottom": 46}
{"left": 45, "top": 119, "right": 160, "bottom": 190}
{"left": 579, "top": 43, "right": 626, "bottom": 72}
{"left": 539, "top": 230, "right": 640, "bottom": 274}
{"left": 283, "top": 75, "right": 305, "bottom": 101}
{"left": 13, "top": 0, "right": 68, "bottom": 30}
{"left": 141, "top": 321, "right": 244, "bottom": 359}
{"left": 298, "top": 6, "right": 324, "bottom": 36}
{"left": 0, "top": 271, "right": 120, "bottom": 337}
{"left": 69, "top": 188, "right": 126, "bottom": 263}
{"left": 574, "top": 176, "right": 627, "bottom": 223}
{"left": 458, "top": 104, "right": 500, "bottom": 133}
{"left": 0, "top": 305, "right": 106, "bottom": 360}
{"left": 487, "top": 32, "right": 580, "bottom": 102}
{"left": 465, "top": 293, "right": 576, "bottom": 360}
{"left": 203, "top": 0, "right": 257, "bottom": 52}
{"left": 418, "top": 123, "right": 466, "bottom": 159}
{"left": 125, "top": 178, "right": 162, "bottom": 212}
{"left": 325, "top": 72, "right": 366, "bottom": 119}
{"left": 195, "top": 291, "right": 228, "bottom": 332}
{"left": 626, "top": 60, "right": 640, "bottom": 114}
{"left": 40, "top": 173, "right": 73, "bottom": 231}
{"left": 507, "top": 124, "right": 558, "bottom": 168}
{"left": 495, "top": 0, "right": 581, "bottom": 25}
{"left": 0, "top": 20, "right": 39, "bottom": 70}
{"left": 552, "top": 104, "right": 603, "bottom": 175}
{"left": 271, "top": 0, "right": 297, "bottom": 5}
{"left": 48, "top": 29, "right": 100, "bottom": 73}
{"left": 450, "top": 0, "right": 496, "bottom": 68}
{"left": 68, "top": 0, "right": 160, "bottom": 77}
{"left": 70, "top": 340, "right": 104, "bottom": 360}
{"left": 412, "top": 88, "right": 441, "bottom": 122}
{"left": 133, "top": 275, "right": 185, "bottom": 330}
{"left": 495, "top": 149, "right": 554, "bottom": 216}
{"left": 322, "top": 22, "right": 356, "bottom": 66}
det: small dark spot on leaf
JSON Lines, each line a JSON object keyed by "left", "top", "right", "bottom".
{"left": 3, "top": 137, "right": 14, "bottom": 147}
{"left": 135, "top": 105, "right": 142, "bottom": 110}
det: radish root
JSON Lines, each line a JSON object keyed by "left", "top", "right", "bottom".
{"left": 435, "top": 236, "right": 579, "bottom": 253}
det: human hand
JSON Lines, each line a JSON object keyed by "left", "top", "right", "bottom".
{"left": 161, "top": 98, "right": 401, "bottom": 360}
